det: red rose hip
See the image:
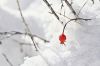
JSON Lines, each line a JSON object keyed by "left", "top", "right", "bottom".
{"left": 59, "top": 33, "right": 66, "bottom": 44}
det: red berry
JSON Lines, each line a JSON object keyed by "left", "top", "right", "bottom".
{"left": 59, "top": 33, "right": 66, "bottom": 44}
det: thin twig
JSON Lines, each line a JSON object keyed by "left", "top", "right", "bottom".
{"left": 0, "top": 31, "right": 23, "bottom": 40}
{"left": 43, "top": 0, "right": 63, "bottom": 24}
{"left": 77, "top": 0, "right": 89, "bottom": 16}
{"left": 63, "top": 18, "right": 91, "bottom": 32}
{"left": 11, "top": 38, "right": 37, "bottom": 52}
{"left": 61, "top": 0, "right": 64, "bottom": 10}
{"left": 57, "top": 12, "right": 71, "bottom": 19}
{"left": 70, "top": 0, "right": 73, "bottom": 5}
{"left": 2, "top": 53, "right": 13, "bottom": 66}
{"left": 11, "top": 38, "right": 32, "bottom": 46}
{"left": 60, "top": 0, "right": 64, "bottom": 14}
{"left": 64, "top": 0, "right": 77, "bottom": 16}
{"left": 0, "top": 31, "right": 49, "bottom": 43}
{"left": 17, "top": 0, "right": 39, "bottom": 51}
{"left": 43, "top": 0, "right": 59, "bottom": 20}
{"left": 91, "top": 0, "right": 94, "bottom": 4}
{"left": 43, "top": 0, "right": 92, "bottom": 33}
{"left": 16, "top": 0, "right": 31, "bottom": 33}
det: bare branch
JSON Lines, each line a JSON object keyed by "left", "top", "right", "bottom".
{"left": 43, "top": 0, "right": 63, "bottom": 24}
{"left": 16, "top": 0, "right": 31, "bottom": 33}
{"left": 57, "top": 12, "right": 71, "bottom": 19}
{"left": 77, "top": 0, "right": 88, "bottom": 16}
{"left": 60, "top": 0, "right": 64, "bottom": 14}
{"left": 0, "top": 41, "right": 2, "bottom": 44}
{"left": 70, "top": 0, "right": 73, "bottom": 5}
{"left": 43, "top": 0, "right": 59, "bottom": 20}
{"left": 0, "top": 31, "right": 23, "bottom": 40}
{"left": 76, "top": 18, "right": 91, "bottom": 21}
{"left": 17, "top": 0, "right": 38, "bottom": 51}
{"left": 16, "top": 0, "right": 39, "bottom": 50}
{"left": 17, "top": 0, "right": 50, "bottom": 51}
{"left": 64, "top": 0, "right": 77, "bottom": 16}
{"left": 11, "top": 38, "right": 33, "bottom": 52}
{"left": 63, "top": 17, "right": 92, "bottom": 32}
{"left": 11, "top": 38, "right": 32, "bottom": 46}
{"left": 91, "top": 0, "right": 94, "bottom": 4}
{"left": 0, "top": 31, "right": 49, "bottom": 43}
{"left": 2, "top": 53, "right": 13, "bottom": 66}
{"left": 61, "top": 0, "right": 64, "bottom": 10}
{"left": 43, "top": 0, "right": 92, "bottom": 33}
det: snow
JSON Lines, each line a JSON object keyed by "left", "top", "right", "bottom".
{"left": 21, "top": 49, "right": 70, "bottom": 66}
{"left": 0, "top": 0, "right": 100, "bottom": 66}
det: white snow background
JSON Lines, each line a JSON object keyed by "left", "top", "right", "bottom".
{"left": 0, "top": 0, "right": 100, "bottom": 66}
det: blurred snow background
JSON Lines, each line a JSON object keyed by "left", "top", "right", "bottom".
{"left": 0, "top": 0, "right": 100, "bottom": 66}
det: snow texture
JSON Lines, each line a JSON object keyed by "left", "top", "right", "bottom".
{"left": 0, "top": 0, "right": 100, "bottom": 66}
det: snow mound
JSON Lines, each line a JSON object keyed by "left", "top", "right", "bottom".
{"left": 20, "top": 49, "right": 71, "bottom": 66}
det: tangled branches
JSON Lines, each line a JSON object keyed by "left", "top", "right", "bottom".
{"left": 43, "top": 0, "right": 92, "bottom": 33}
{"left": 0, "top": 0, "right": 49, "bottom": 51}
{"left": 0, "top": 31, "right": 49, "bottom": 51}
